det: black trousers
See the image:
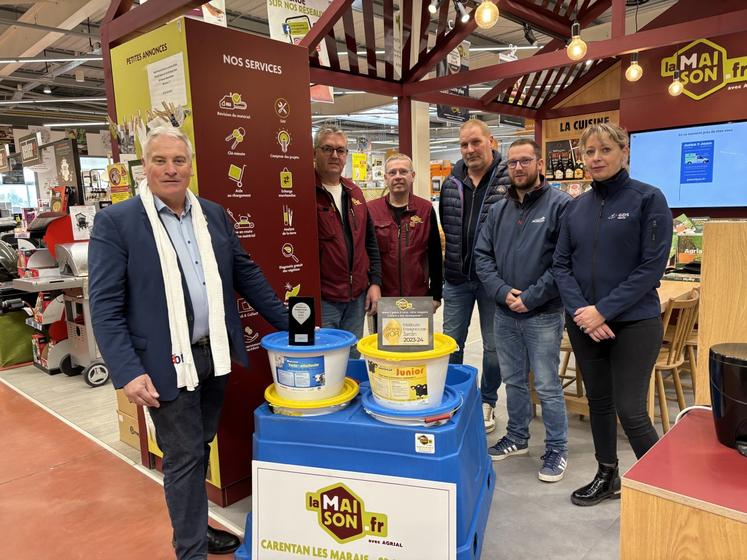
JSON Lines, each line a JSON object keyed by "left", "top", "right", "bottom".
{"left": 148, "top": 344, "right": 229, "bottom": 560}
{"left": 566, "top": 315, "right": 662, "bottom": 464}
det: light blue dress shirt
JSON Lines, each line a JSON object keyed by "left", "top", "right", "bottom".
{"left": 154, "top": 196, "right": 210, "bottom": 343}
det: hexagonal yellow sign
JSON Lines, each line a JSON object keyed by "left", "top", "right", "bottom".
{"left": 661, "top": 38, "right": 747, "bottom": 100}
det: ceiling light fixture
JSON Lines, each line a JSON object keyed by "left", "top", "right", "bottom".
{"left": 566, "top": 21, "right": 587, "bottom": 61}
{"left": 75, "top": 69, "right": 85, "bottom": 83}
{"left": 428, "top": 0, "right": 440, "bottom": 15}
{"left": 668, "top": 69, "right": 683, "bottom": 96}
{"left": 0, "top": 56, "right": 103, "bottom": 64}
{"left": 625, "top": 52, "right": 643, "bottom": 82}
{"left": 43, "top": 85, "right": 52, "bottom": 94}
{"left": 475, "top": 0, "right": 500, "bottom": 29}
{"left": 43, "top": 122, "right": 107, "bottom": 128}
{"left": 454, "top": 0, "right": 470, "bottom": 24}
{"left": 0, "top": 97, "right": 107, "bottom": 106}
{"left": 523, "top": 22, "right": 537, "bottom": 46}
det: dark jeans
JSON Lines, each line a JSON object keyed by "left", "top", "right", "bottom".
{"left": 566, "top": 315, "right": 662, "bottom": 465}
{"left": 148, "top": 344, "right": 229, "bottom": 560}
{"left": 442, "top": 280, "right": 502, "bottom": 407}
{"left": 321, "top": 294, "right": 366, "bottom": 358}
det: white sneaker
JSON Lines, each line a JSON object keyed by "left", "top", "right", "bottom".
{"left": 482, "top": 403, "right": 496, "bottom": 433}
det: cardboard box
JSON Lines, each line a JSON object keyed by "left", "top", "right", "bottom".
{"left": 117, "top": 411, "right": 140, "bottom": 450}
{"left": 115, "top": 388, "right": 137, "bottom": 417}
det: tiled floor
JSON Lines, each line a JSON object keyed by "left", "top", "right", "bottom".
{"left": 0, "top": 305, "right": 685, "bottom": 559}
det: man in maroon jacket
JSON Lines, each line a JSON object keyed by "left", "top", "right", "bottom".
{"left": 368, "top": 153, "right": 442, "bottom": 312}
{"left": 314, "top": 124, "right": 382, "bottom": 357}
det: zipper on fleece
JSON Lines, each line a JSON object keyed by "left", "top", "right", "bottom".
{"left": 591, "top": 197, "right": 605, "bottom": 303}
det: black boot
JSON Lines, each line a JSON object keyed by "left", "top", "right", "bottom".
{"left": 570, "top": 462, "right": 621, "bottom": 506}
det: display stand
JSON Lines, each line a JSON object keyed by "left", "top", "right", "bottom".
{"left": 12, "top": 276, "right": 80, "bottom": 374}
{"left": 620, "top": 410, "right": 747, "bottom": 558}
{"left": 240, "top": 362, "right": 494, "bottom": 560}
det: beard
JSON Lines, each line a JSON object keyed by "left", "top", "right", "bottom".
{"left": 511, "top": 169, "right": 540, "bottom": 191}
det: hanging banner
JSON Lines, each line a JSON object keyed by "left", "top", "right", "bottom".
{"left": 436, "top": 41, "right": 470, "bottom": 123}
{"left": 187, "top": 0, "right": 227, "bottom": 27}
{"left": 0, "top": 145, "right": 10, "bottom": 173}
{"left": 18, "top": 133, "right": 42, "bottom": 166}
{"left": 266, "top": 0, "right": 334, "bottom": 103}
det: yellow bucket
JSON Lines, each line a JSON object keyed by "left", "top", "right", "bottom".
{"left": 357, "top": 333, "right": 457, "bottom": 410}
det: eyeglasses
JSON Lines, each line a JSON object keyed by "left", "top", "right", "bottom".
{"left": 385, "top": 168, "right": 412, "bottom": 177}
{"left": 507, "top": 157, "right": 536, "bottom": 169}
{"left": 318, "top": 145, "right": 348, "bottom": 156}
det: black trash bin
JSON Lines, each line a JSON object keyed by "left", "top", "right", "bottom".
{"left": 709, "top": 343, "right": 747, "bottom": 457}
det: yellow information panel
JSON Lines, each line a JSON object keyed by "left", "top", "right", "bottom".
{"left": 109, "top": 18, "right": 199, "bottom": 193}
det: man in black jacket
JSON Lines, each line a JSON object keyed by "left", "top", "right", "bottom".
{"left": 474, "top": 139, "right": 571, "bottom": 482}
{"left": 439, "top": 119, "right": 510, "bottom": 433}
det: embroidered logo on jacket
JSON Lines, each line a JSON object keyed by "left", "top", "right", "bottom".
{"left": 410, "top": 215, "right": 423, "bottom": 227}
{"left": 608, "top": 212, "right": 630, "bottom": 220}
{"left": 531, "top": 216, "right": 546, "bottom": 223}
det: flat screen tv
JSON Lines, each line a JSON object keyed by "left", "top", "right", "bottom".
{"left": 629, "top": 120, "right": 747, "bottom": 208}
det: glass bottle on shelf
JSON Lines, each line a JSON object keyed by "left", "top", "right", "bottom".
{"left": 553, "top": 154, "right": 564, "bottom": 180}
{"left": 564, "top": 152, "right": 575, "bottom": 179}
{"left": 574, "top": 160, "right": 585, "bottom": 179}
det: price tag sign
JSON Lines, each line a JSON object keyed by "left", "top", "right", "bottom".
{"left": 377, "top": 296, "right": 433, "bottom": 352}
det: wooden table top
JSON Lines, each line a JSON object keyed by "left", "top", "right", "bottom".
{"left": 658, "top": 279, "right": 700, "bottom": 312}
{"left": 623, "top": 410, "right": 747, "bottom": 523}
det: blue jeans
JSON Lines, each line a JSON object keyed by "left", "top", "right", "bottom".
{"left": 322, "top": 294, "right": 366, "bottom": 358}
{"left": 442, "top": 280, "right": 501, "bottom": 406}
{"left": 494, "top": 308, "right": 568, "bottom": 452}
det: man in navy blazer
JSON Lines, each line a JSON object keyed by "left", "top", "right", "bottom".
{"left": 89, "top": 127, "right": 288, "bottom": 559}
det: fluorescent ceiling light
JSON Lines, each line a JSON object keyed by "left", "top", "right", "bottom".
{"left": 0, "top": 97, "right": 106, "bottom": 106}
{"left": 0, "top": 56, "right": 103, "bottom": 64}
{"left": 471, "top": 45, "right": 541, "bottom": 52}
{"left": 43, "top": 122, "right": 107, "bottom": 127}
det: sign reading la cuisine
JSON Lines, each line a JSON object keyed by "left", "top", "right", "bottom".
{"left": 660, "top": 38, "right": 747, "bottom": 100}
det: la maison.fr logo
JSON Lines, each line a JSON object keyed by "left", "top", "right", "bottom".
{"left": 306, "top": 483, "right": 388, "bottom": 544}
{"left": 660, "top": 38, "right": 747, "bottom": 100}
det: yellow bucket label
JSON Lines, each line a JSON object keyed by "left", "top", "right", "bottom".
{"left": 369, "top": 363, "right": 429, "bottom": 402}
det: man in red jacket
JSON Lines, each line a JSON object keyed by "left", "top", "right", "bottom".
{"left": 314, "top": 124, "right": 381, "bottom": 356}
{"left": 368, "top": 153, "right": 442, "bottom": 312}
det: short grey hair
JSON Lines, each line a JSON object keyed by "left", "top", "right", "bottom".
{"left": 460, "top": 118, "right": 491, "bottom": 137}
{"left": 142, "top": 126, "right": 194, "bottom": 162}
{"left": 313, "top": 123, "right": 348, "bottom": 149}
{"left": 385, "top": 153, "right": 413, "bottom": 171}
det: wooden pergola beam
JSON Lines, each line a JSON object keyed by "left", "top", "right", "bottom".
{"left": 310, "top": 66, "right": 403, "bottom": 97}
{"left": 405, "top": 7, "right": 747, "bottom": 95}
{"left": 410, "top": 90, "right": 538, "bottom": 118}
{"left": 106, "top": 0, "right": 204, "bottom": 46}
{"left": 298, "top": 0, "right": 354, "bottom": 53}
{"left": 478, "top": 0, "right": 612, "bottom": 105}
{"left": 538, "top": 58, "right": 618, "bottom": 112}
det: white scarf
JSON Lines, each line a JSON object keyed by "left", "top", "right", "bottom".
{"left": 139, "top": 180, "right": 231, "bottom": 391}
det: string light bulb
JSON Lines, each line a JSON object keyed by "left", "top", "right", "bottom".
{"left": 625, "top": 52, "right": 643, "bottom": 82}
{"left": 475, "top": 0, "right": 500, "bottom": 29}
{"left": 668, "top": 69, "right": 684, "bottom": 96}
{"left": 428, "top": 0, "right": 439, "bottom": 15}
{"left": 566, "top": 21, "right": 587, "bottom": 61}
{"left": 454, "top": 0, "right": 470, "bottom": 24}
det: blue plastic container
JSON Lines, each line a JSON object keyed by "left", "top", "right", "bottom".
{"left": 248, "top": 361, "right": 494, "bottom": 560}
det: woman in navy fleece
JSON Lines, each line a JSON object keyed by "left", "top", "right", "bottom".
{"left": 552, "top": 123, "right": 672, "bottom": 507}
